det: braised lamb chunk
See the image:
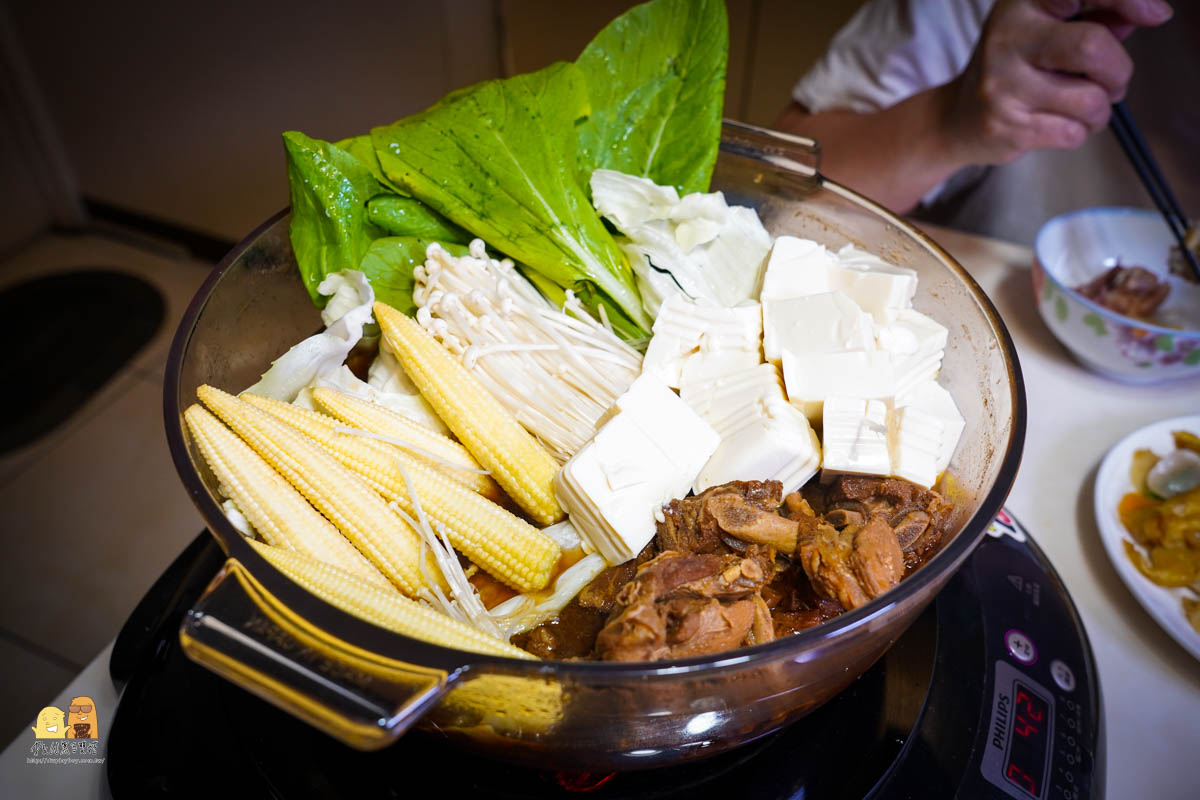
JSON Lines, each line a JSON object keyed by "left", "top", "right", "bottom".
{"left": 576, "top": 561, "right": 639, "bottom": 614}
{"left": 656, "top": 596, "right": 758, "bottom": 659}
{"left": 798, "top": 516, "right": 905, "bottom": 611}
{"left": 824, "top": 475, "right": 925, "bottom": 515}
{"left": 595, "top": 547, "right": 776, "bottom": 662}
{"left": 657, "top": 480, "right": 783, "bottom": 555}
{"left": 576, "top": 541, "right": 655, "bottom": 613}
{"left": 809, "top": 475, "right": 953, "bottom": 567}
{"left": 704, "top": 491, "right": 801, "bottom": 553}
{"left": 778, "top": 493, "right": 827, "bottom": 552}
{"left": 747, "top": 594, "right": 776, "bottom": 645}
{"left": 517, "top": 477, "right": 953, "bottom": 660}
{"left": 892, "top": 510, "right": 933, "bottom": 550}
{"left": 823, "top": 507, "right": 867, "bottom": 530}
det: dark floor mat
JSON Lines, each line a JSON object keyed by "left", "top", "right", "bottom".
{"left": 0, "top": 270, "right": 165, "bottom": 453}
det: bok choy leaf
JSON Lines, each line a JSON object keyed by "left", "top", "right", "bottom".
{"left": 283, "top": 131, "right": 386, "bottom": 305}
{"left": 370, "top": 62, "right": 652, "bottom": 336}
{"left": 285, "top": 131, "right": 469, "bottom": 314}
{"left": 575, "top": 0, "right": 727, "bottom": 196}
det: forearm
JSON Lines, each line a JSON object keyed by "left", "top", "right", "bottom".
{"left": 774, "top": 84, "right": 969, "bottom": 215}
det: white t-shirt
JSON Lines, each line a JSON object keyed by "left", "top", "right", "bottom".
{"left": 791, "top": 0, "right": 994, "bottom": 209}
{"left": 786, "top": 0, "right": 1199, "bottom": 246}
{"left": 793, "top": 0, "right": 992, "bottom": 117}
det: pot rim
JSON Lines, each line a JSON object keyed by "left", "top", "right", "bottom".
{"left": 164, "top": 146, "right": 1026, "bottom": 679}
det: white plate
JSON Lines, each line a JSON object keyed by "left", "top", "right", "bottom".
{"left": 1094, "top": 415, "right": 1200, "bottom": 661}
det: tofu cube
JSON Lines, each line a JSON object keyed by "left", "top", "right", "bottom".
{"left": 695, "top": 393, "right": 821, "bottom": 495}
{"left": 820, "top": 396, "right": 891, "bottom": 479}
{"left": 555, "top": 374, "right": 720, "bottom": 564}
{"left": 763, "top": 290, "right": 875, "bottom": 363}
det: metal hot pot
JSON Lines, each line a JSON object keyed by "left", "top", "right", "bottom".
{"left": 164, "top": 121, "right": 1025, "bottom": 771}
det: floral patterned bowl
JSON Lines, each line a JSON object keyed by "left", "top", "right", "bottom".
{"left": 1033, "top": 207, "right": 1200, "bottom": 383}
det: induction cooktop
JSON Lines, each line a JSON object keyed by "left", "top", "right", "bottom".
{"left": 105, "top": 512, "right": 1101, "bottom": 799}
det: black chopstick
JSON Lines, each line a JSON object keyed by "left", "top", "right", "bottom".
{"left": 1108, "top": 101, "right": 1200, "bottom": 281}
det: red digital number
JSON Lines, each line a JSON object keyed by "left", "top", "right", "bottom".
{"left": 1016, "top": 689, "right": 1044, "bottom": 722}
{"left": 1007, "top": 763, "right": 1037, "bottom": 794}
{"left": 1014, "top": 715, "right": 1039, "bottom": 738}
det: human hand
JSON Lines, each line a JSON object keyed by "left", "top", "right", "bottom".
{"left": 940, "top": 0, "right": 1173, "bottom": 166}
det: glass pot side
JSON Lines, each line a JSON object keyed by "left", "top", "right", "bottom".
{"left": 164, "top": 124, "right": 1024, "bottom": 766}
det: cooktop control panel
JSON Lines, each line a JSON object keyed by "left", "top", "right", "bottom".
{"left": 966, "top": 512, "right": 1101, "bottom": 800}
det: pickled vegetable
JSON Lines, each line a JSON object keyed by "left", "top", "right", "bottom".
{"left": 1119, "top": 432, "right": 1200, "bottom": 633}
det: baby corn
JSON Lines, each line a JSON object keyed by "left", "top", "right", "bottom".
{"left": 311, "top": 386, "right": 502, "bottom": 501}
{"left": 197, "top": 385, "right": 440, "bottom": 597}
{"left": 183, "top": 404, "right": 395, "bottom": 592}
{"left": 249, "top": 540, "right": 534, "bottom": 660}
{"left": 374, "top": 301, "right": 564, "bottom": 525}
{"left": 241, "top": 393, "right": 561, "bottom": 593}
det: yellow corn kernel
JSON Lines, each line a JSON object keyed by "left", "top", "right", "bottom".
{"left": 311, "top": 386, "right": 502, "bottom": 501}
{"left": 184, "top": 404, "right": 396, "bottom": 592}
{"left": 374, "top": 302, "right": 564, "bottom": 526}
{"left": 241, "top": 393, "right": 561, "bottom": 593}
{"left": 196, "top": 385, "right": 441, "bottom": 597}
{"left": 249, "top": 540, "right": 534, "bottom": 660}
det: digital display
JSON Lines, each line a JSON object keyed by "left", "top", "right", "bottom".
{"left": 1004, "top": 682, "right": 1050, "bottom": 797}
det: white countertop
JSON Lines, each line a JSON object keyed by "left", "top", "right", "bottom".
{"left": 927, "top": 224, "right": 1200, "bottom": 800}
{"left": 1, "top": 226, "right": 1197, "bottom": 798}
{"left": 0, "top": 642, "right": 115, "bottom": 799}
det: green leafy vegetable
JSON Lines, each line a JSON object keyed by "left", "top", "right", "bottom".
{"left": 358, "top": 237, "right": 468, "bottom": 316}
{"left": 284, "top": 0, "right": 729, "bottom": 336}
{"left": 371, "top": 61, "right": 651, "bottom": 333}
{"left": 283, "top": 130, "right": 386, "bottom": 304}
{"left": 335, "top": 134, "right": 405, "bottom": 193}
{"left": 285, "top": 131, "right": 471, "bottom": 311}
{"left": 575, "top": 0, "right": 727, "bottom": 196}
{"left": 366, "top": 195, "right": 471, "bottom": 243}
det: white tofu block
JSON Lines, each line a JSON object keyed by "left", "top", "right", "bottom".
{"left": 892, "top": 350, "right": 944, "bottom": 399}
{"left": 695, "top": 395, "right": 822, "bottom": 495}
{"left": 677, "top": 348, "right": 763, "bottom": 388}
{"left": 888, "top": 405, "right": 944, "bottom": 488}
{"left": 876, "top": 309, "right": 948, "bottom": 360}
{"left": 763, "top": 291, "right": 876, "bottom": 363}
{"left": 617, "top": 377, "right": 721, "bottom": 478}
{"left": 896, "top": 379, "right": 965, "bottom": 474}
{"left": 680, "top": 363, "right": 782, "bottom": 437}
{"left": 821, "top": 396, "right": 892, "bottom": 479}
{"left": 761, "top": 237, "right": 917, "bottom": 326}
{"left": 760, "top": 236, "right": 838, "bottom": 300}
{"left": 640, "top": 295, "right": 761, "bottom": 388}
{"left": 830, "top": 245, "right": 918, "bottom": 324}
{"left": 699, "top": 302, "right": 762, "bottom": 353}
{"left": 641, "top": 330, "right": 694, "bottom": 388}
{"left": 781, "top": 349, "right": 898, "bottom": 417}
{"left": 557, "top": 374, "right": 720, "bottom": 564}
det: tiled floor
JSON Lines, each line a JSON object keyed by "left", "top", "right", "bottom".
{"left": 0, "top": 231, "right": 214, "bottom": 743}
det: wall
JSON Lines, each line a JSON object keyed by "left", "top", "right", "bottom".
{"left": 499, "top": 0, "right": 865, "bottom": 126}
{"left": 6, "top": 0, "right": 863, "bottom": 241}
{"left": 6, "top": 0, "right": 500, "bottom": 241}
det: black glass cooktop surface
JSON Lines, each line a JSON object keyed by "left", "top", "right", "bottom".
{"left": 106, "top": 514, "right": 1102, "bottom": 799}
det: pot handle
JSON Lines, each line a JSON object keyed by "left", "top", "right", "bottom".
{"left": 719, "top": 119, "right": 822, "bottom": 181}
{"left": 180, "top": 558, "right": 452, "bottom": 751}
